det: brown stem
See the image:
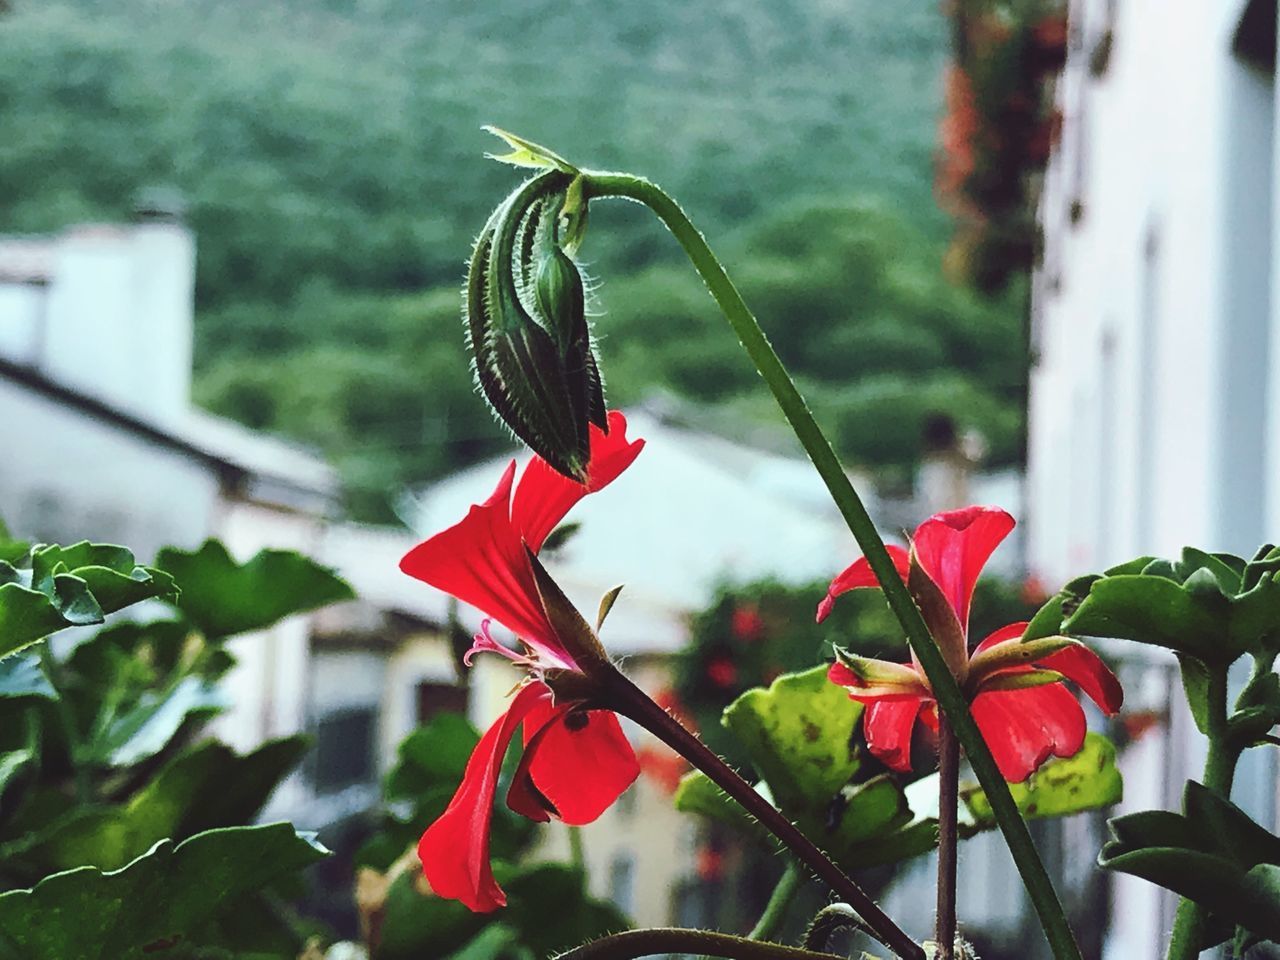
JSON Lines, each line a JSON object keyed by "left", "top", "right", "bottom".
{"left": 936, "top": 718, "right": 960, "bottom": 960}
{"left": 601, "top": 669, "right": 925, "bottom": 960}
{"left": 553, "top": 929, "right": 842, "bottom": 960}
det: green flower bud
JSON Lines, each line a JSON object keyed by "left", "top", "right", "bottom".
{"left": 465, "top": 170, "right": 607, "bottom": 480}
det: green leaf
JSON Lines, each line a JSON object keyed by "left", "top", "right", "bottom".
{"left": 0, "top": 823, "right": 328, "bottom": 960}
{"left": 378, "top": 861, "right": 623, "bottom": 960}
{"left": 1177, "top": 655, "right": 1215, "bottom": 736}
{"left": 0, "top": 655, "right": 55, "bottom": 700}
{"left": 92, "top": 675, "right": 226, "bottom": 767}
{"left": 1024, "top": 593, "right": 1066, "bottom": 642}
{"left": 0, "top": 522, "right": 28, "bottom": 566}
{"left": 384, "top": 713, "right": 479, "bottom": 801}
{"left": 721, "top": 664, "right": 862, "bottom": 814}
{"left": 502, "top": 863, "right": 630, "bottom": 957}
{"left": 1064, "top": 574, "right": 1234, "bottom": 661}
{"left": 155, "top": 540, "right": 353, "bottom": 638}
{"left": 482, "top": 126, "right": 577, "bottom": 173}
{"left": 1100, "top": 782, "right": 1280, "bottom": 944}
{"left": 0, "top": 738, "right": 306, "bottom": 878}
{"left": 672, "top": 770, "right": 768, "bottom": 842}
{"left": 1231, "top": 568, "right": 1280, "bottom": 655}
{"left": 1175, "top": 547, "right": 1243, "bottom": 594}
{"left": 701, "top": 668, "right": 921, "bottom": 867}
{"left": 446, "top": 924, "right": 531, "bottom": 960}
{"left": 964, "top": 733, "right": 1123, "bottom": 826}
{"left": 0, "top": 542, "right": 177, "bottom": 659}
{"left": 129, "top": 736, "right": 309, "bottom": 841}
{"left": 378, "top": 869, "right": 485, "bottom": 959}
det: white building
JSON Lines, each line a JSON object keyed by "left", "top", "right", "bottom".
{"left": 0, "top": 205, "right": 398, "bottom": 831}
{"left": 1029, "top": 1, "right": 1279, "bottom": 956}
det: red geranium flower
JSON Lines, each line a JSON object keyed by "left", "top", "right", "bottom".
{"left": 400, "top": 410, "right": 644, "bottom": 912}
{"left": 818, "top": 506, "right": 1122, "bottom": 782}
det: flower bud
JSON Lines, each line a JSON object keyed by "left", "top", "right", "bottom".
{"left": 465, "top": 171, "right": 607, "bottom": 480}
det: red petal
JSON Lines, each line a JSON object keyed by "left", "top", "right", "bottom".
{"left": 417, "top": 682, "right": 551, "bottom": 912}
{"left": 828, "top": 661, "right": 859, "bottom": 687}
{"left": 863, "top": 696, "right": 926, "bottom": 772}
{"left": 400, "top": 462, "right": 565, "bottom": 665}
{"left": 912, "top": 507, "right": 1015, "bottom": 630}
{"left": 970, "top": 683, "right": 1086, "bottom": 782}
{"left": 816, "top": 546, "right": 910, "bottom": 622}
{"left": 1038, "top": 644, "right": 1124, "bottom": 715}
{"left": 506, "top": 693, "right": 573, "bottom": 822}
{"left": 512, "top": 410, "right": 645, "bottom": 552}
{"left": 517, "top": 708, "right": 640, "bottom": 825}
{"left": 972, "top": 621, "right": 1029, "bottom": 656}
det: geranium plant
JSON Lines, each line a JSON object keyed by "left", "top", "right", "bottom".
{"left": 394, "top": 127, "right": 1280, "bottom": 960}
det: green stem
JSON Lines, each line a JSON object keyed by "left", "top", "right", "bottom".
{"left": 749, "top": 864, "right": 803, "bottom": 942}
{"left": 553, "top": 929, "right": 841, "bottom": 960}
{"left": 936, "top": 719, "right": 960, "bottom": 960}
{"left": 1166, "top": 668, "right": 1239, "bottom": 960}
{"left": 568, "top": 825, "right": 586, "bottom": 873}
{"left": 38, "top": 642, "right": 90, "bottom": 803}
{"left": 603, "top": 670, "right": 922, "bottom": 960}
{"left": 586, "top": 171, "right": 1082, "bottom": 960}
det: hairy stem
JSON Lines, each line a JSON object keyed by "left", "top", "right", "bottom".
{"left": 603, "top": 670, "right": 923, "bottom": 960}
{"left": 803, "top": 903, "right": 876, "bottom": 952}
{"left": 1166, "top": 667, "right": 1238, "bottom": 960}
{"left": 585, "top": 171, "right": 1082, "bottom": 960}
{"left": 749, "top": 864, "right": 803, "bottom": 942}
{"left": 936, "top": 719, "right": 960, "bottom": 960}
{"left": 554, "top": 929, "right": 842, "bottom": 960}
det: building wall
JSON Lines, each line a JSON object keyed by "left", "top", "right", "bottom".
{"left": 2, "top": 221, "right": 197, "bottom": 427}
{"left": 1029, "top": 1, "right": 1278, "bottom": 957}
{"left": 1029, "top": 0, "right": 1275, "bottom": 583}
{"left": 0, "top": 376, "right": 220, "bottom": 556}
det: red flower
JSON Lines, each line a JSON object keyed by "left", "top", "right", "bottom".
{"left": 731, "top": 603, "right": 766, "bottom": 642}
{"left": 706, "top": 656, "right": 738, "bottom": 689}
{"left": 818, "top": 506, "right": 1122, "bottom": 782}
{"left": 400, "top": 410, "right": 644, "bottom": 912}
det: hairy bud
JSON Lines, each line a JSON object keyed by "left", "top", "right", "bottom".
{"left": 465, "top": 167, "right": 607, "bottom": 481}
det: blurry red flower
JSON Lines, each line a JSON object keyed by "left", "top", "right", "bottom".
{"left": 706, "top": 656, "right": 738, "bottom": 689}
{"left": 819, "top": 506, "right": 1122, "bottom": 782}
{"left": 400, "top": 410, "right": 644, "bottom": 911}
{"left": 730, "top": 603, "right": 766, "bottom": 642}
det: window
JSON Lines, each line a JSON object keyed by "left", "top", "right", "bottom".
{"left": 415, "top": 681, "right": 467, "bottom": 726}
{"left": 608, "top": 854, "right": 635, "bottom": 914}
{"left": 311, "top": 707, "right": 377, "bottom": 792}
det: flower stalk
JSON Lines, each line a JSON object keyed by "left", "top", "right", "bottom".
{"left": 583, "top": 170, "right": 1084, "bottom": 960}
{"left": 553, "top": 928, "right": 843, "bottom": 960}
{"left": 748, "top": 864, "right": 803, "bottom": 942}
{"left": 936, "top": 718, "right": 960, "bottom": 960}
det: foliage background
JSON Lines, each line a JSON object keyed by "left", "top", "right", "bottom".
{"left": 0, "top": 0, "right": 1023, "bottom": 520}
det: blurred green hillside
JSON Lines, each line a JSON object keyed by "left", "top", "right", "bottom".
{"left": 0, "top": 0, "right": 1023, "bottom": 520}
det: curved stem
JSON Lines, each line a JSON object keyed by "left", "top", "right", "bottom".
{"left": 803, "top": 903, "right": 876, "bottom": 952}
{"left": 749, "top": 863, "right": 803, "bottom": 942}
{"left": 603, "top": 670, "right": 922, "bottom": 960}
{"left": 936, "top": 720, "right": 960, "bottom": 960}
{"left": 586, "top": 171, "right": 1082, "bottom": 960}
{"left": 553, "top": 929, "right": 842, "bottom": 960}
